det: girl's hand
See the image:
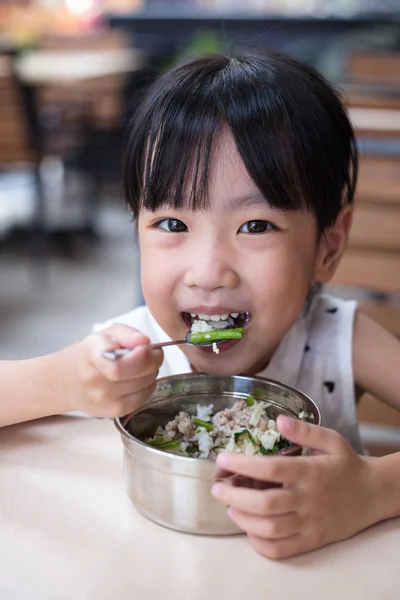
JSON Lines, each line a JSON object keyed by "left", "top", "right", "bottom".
{"left": 57, "top": 323, "right": 163, "bottom": 418}
{"left": 211, "top": 416, "right": 382, "bottom": 559}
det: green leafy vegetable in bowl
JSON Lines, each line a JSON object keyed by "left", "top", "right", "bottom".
{"left": 145, "top": 396, "right": 291, "bottom": 459}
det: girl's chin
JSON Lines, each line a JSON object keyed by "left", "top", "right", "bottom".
{"left": 186, "top": 350, "right": 259, "bottom": 378}
{"left": 190, "top": 362, "right": 245, "bottom": 377}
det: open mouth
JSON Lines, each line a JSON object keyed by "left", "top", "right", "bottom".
{"left": 181, "top": 311, "right": 251, "bottom": 345}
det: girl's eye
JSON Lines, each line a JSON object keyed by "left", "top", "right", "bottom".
{"left": 238, "top": 220, "right": 276, "bottom": 234}
{"left": 155, "top": 218, "right": 188, "bottom": 233}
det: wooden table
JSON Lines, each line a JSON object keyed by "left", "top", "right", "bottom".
{"left": 0, "top": 416, "right": 399, "bottom": 600}
{"left": 14, "top": 47, "right": 145, "bottom": 84}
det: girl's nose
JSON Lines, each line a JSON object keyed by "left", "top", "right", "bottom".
{"left": 183, "top": 243, "right": 240, "bottom": 291}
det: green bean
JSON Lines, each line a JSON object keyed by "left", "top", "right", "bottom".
{"left": 193, "top": 418, "right": 213, "bottom": 431}
{"left": 190, "top": 327, "right": 244, "bottom": 344}
{"left": 149, "top": 439, "right": 182, "bottom": 451}
{"left": 234, "top": 429, "right": 256, "bottom": 445}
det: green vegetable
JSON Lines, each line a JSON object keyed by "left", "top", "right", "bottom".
{"left": 147, "top": 434, "right": 164, "bottom": 446}
{"left": 186, "top": 445, "right": 198, "bottom": 454}
{"left": 259, "top": 444, "right": 279, "bottom": 455}
{"left": 234, "top": 429, "right": 256, "bottom": 445}
{"left": 190, "top": 327, "right": 244, "bottom": 345}
{"left": 148, "top": 439, "right": 182, "bottom": 451}
{"left": 246, "top": 395, "right": 255, "bottom": 406}
{"left": 279, "top": 438, "right": 291, "bottom": 449}
{"left": 193, "top": 418, "right": 213, "bottom": 431}
{"left": 259, "top": 439, "right": 291, "bottom": 455}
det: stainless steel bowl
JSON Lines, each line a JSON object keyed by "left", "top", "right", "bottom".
{"left": 114, "top": 374, "right": 320, "bottom": 536}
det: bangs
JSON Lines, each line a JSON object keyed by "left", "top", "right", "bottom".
{"left": 124, "top": 56, "right": 227, "bottom": 215}
{"left": 124, "top": 51, "right": 357, "bottom": 230}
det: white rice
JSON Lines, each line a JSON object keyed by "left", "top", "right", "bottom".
{"left": 196, "top": 404, "right": 213, "bottom": 422}
{"left": 190, "top": 320, "right": 214, "bottom": 333}
{"left": 212, "top": 342, "right": 219, "bottom": 354}
{"left": 145, "top": 398, "right": 289, "bottom": 459}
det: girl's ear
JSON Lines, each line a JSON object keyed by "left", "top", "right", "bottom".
{"left": 313, "top": 206, "right": 353, "bottom": 283}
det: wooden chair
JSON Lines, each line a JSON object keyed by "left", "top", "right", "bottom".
{"left": 0, "top": 52, "right": 49, "bottom": 283}
{"left": 331, "top": 152, "right": 400, "bottom": 455}
{"left": 329, "top": 52, "right": 400, "bottom": 454}
{"left": 36, "top": 30, "right": 133, "bottom": 130}
{"left": 0, "top": 53, "right": 45, "bottom": 233}
{"left": 21, "top": 30, "right": 143, "bottom": 235}
{"left": 346, "top": 52, "right": 400, "bottom": 87}
{"left": 0, "top": 55, "right": 35, "bottom": 165}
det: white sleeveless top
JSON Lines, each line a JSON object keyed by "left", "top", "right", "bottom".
{"left": 95, "top": 292, "right": 364, "bottom": 454}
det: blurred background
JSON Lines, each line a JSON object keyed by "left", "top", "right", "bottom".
{"left": 1, "top": 0, "right": 400, "bottom": 454}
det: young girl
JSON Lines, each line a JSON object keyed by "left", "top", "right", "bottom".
{"left": 2, "top": 49, "right": 400, "bottom": 559}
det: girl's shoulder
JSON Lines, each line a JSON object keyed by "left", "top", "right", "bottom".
{"left": 308, "top": 291, "right": 357, "bottom": 319}
{"left": 305, "top": 291, "right": 357, "bottom": 337}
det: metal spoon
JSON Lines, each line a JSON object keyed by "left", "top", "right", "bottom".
{"left": 102, "top": 330, "right": 222, "bottom": 361}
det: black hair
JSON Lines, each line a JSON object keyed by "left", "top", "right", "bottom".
{"left": 124, "top": 49, "right": 357, "bottom": 233}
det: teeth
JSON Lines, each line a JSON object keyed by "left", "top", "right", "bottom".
{"left": 189, "top": 312, "right": 243, "bottom": 321}
{"left": 190, "top": 312, "right": 245, "bottom": 323}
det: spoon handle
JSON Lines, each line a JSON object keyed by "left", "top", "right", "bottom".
{"left": 102, "top": 339, "right": 186, "bottom": 361}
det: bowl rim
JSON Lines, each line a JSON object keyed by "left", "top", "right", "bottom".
{"left": 114, "top": 373, "right": 321, "bottom": 461}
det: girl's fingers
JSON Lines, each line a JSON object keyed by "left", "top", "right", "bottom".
{"left": 277, "top": 415, "right": 352, "bottom": 456}
{"left": 228, "top": 509, "right": 301, "bottom": 540}
{"left": 114, "top": 372, "right": 160, "bottom": 399}
{"left": 93, "top": 342, "right": 163, "bottom": 382}
{"left": 216, "top": 452, "right": 305, "bottom": 485}
{"left": 248, "top": 533, "right": 306, "bottom": 561}
{"left": 97, "top": 323, "right": 151, "bottom": 349}
{"left": 211, "top": 483, "right": 296, "bottom": 516}
{"left": 111, "top": 382, "right": 158, "bottom": 417}
{"left": 96, "top": 374, "right": 158, "bottom": 409}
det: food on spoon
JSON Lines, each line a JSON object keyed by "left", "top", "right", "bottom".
{"left": 145, "top": 397, "right": 290, "bottom": 459}
{"left": 190, "top": 328, "right": 244, "bottom": 345}
{"left": 188, "top": 311, "right": 248, "bottom": 352}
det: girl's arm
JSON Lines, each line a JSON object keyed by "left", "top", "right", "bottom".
{"left": 353, "top": 310, "right": 400, "bottom": 411}
{"left": 212, "top": 416, "right": 400, "bottom": 559}
{"left": 0, "top": 353, "right": 71, "bottom": 427}
{"left": 352, "top": 310, "right": 400, "bottom": 524}
{"left": 0, "top": 324, "right": 163, "bottom": 428}
{"left": 212, "top": 315, "right": 400, "bottom": 560}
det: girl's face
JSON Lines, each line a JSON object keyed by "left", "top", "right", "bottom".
{"left": 138, "top": 133, "right": 337, "bottom": 376}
